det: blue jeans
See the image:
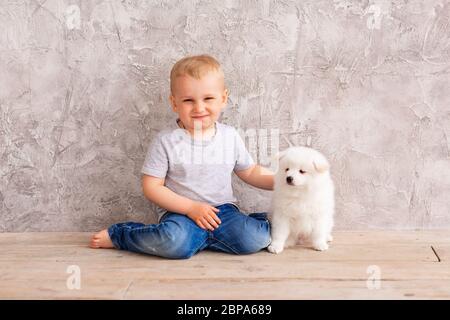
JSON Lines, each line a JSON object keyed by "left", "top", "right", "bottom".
{"left": 107, "top": 203, "right": 271, "bottom": 259}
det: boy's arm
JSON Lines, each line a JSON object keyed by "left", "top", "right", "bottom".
{"left": 235, "top": 164, "right": 274, "bottom": 190}
{"left": 142, "top": 175, "right": 221, "bottom": 230}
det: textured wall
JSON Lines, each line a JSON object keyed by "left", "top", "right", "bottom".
{"left": 1, "top": 0, "right": 449, "bottom": 231}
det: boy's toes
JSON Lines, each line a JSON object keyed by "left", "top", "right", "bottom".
{"left": 89, "top": 237, "right": 100, "bottom": 248}
{"left": 89, "top": 233, "right": 104, "bottom": 248}
{"left": 89, "top": 229, "right": 114, "bottom": 249}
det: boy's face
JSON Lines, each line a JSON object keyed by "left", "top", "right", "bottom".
{"left": 170, "top": 71, "right": 228, "bottom": 134}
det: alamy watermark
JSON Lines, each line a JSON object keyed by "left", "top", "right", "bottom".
{"left": 65, "top": 5, "right": 81, "bottom": 30}
{"left": 366, "top": 265, "right": 381, "bottom": 290}
{"left": 66, "top": 265, "right": 81, "bottom": 290}
{"left": 165, "top": 120, "right": 282, "bottom": 174}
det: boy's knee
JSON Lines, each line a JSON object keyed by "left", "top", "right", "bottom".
{"left": 158, "top": 224, "right": 196, "bottom": 259}
{"left": 238, "top": 228, "right": 271, "bottom": 254}
{"left": 164, "top": 247, "right": 195, "bottom": 259}
{"left": 161, "top": 239, "right": 196, "bottom": 259}
{"left": 255, "top": 231, "right": 272, "bottom": 251}
{"left": 229, "top": 216, "right": 271, "bottom": 254}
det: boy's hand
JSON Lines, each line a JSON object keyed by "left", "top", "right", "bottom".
{"left": 186, "top": 202, "right": 221, "bottom": 231}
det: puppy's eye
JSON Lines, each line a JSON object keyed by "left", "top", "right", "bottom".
{"left": 285, "top": 168, "right": 289, "bottom": 172}
{"left": 299, "top": 169, "right": 306, "bottom": 174}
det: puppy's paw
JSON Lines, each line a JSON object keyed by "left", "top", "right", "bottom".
{"left": 267, "top": 243, "right": 284, "bottom": 254}
{"left": 312, "top": 242, "right": 329, "bottom": 251}
{"left": 327, "top": 234, "right": 333, "bottom": 242}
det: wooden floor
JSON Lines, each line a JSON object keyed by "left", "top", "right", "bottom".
{"left": 1, "top": 231, "right": 449, "bottom": 299}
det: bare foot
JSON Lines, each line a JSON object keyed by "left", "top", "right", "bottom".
{"left": 90, "top": 229, "right": 114, "bottom": 249}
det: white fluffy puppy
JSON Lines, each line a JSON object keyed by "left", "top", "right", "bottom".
{"left": 268, "top": 146, "right": 335, "bottom": 254}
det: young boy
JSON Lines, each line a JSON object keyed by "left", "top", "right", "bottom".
{"left": 90, "top": 54, "right": 274, "bottom": 259}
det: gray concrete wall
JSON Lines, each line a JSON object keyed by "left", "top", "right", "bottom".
{"left": 1, "top": 0, "right": 449, "bottom": 231}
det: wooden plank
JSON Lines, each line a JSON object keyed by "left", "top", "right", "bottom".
{"left": 0, "top": 231, "right": 449, "bottom": 299}
{"left": 123, "top": 279, "right": 450, "bottom": 300}
{"left": 1, "top": 257, "right": 449, "bottom": 284}
{"left": 1, "top": 230, "right": 449, "bottom": 246}
{"left": 1, "top": 268, "right": 449, "bottom": 300}
{"left": 0, "top": 243, "right": 438, "bottom": 262}
{"left": 330, "top": 230, "right": 450, "bottom": 245}
{"left": 0, "top": 232, "right": 92, "bottom": 246}
{"left": 0, "top": 276, "right": 132, "bottom": 300}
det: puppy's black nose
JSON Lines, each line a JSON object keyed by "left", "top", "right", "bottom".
{"left": 286, "top": 176, "right": 293, "bottom": 184}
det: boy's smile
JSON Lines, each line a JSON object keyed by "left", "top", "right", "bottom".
{"left": 170, "top": 72, "right": 228, "bottom": 138}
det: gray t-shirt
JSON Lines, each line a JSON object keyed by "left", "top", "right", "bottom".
{"left": 141, "top": 120, "right": 255, "bottom": 221}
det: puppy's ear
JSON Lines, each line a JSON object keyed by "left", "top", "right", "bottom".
{"left": 312, "top": 154, "right": 330, "bottom": 173}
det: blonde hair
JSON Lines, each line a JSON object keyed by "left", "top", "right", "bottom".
{"left": 170, "top": 54, "right": 225, "bottom": 94}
